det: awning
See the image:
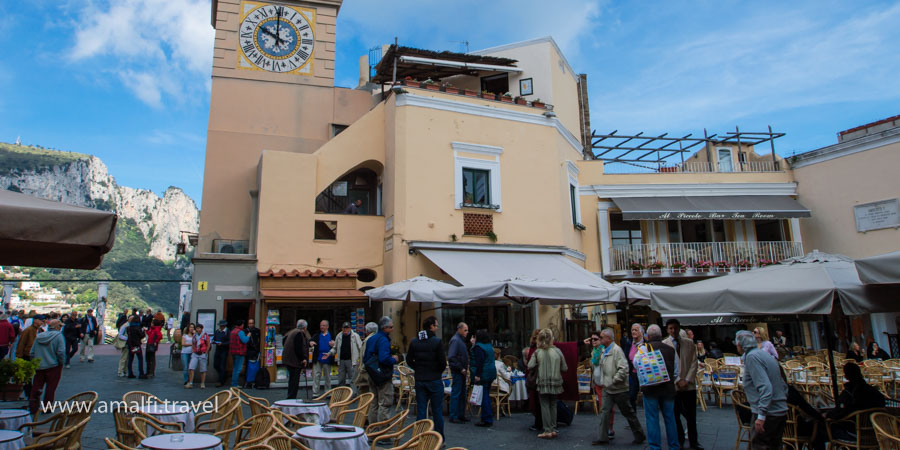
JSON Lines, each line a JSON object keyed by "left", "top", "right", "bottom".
{"left": 612, "top": 195, "right": 811, "bottom": 220}
{"left": 855, "top": 251, "right": 900, "bottom": 284}
{"left": 418, "top": 249, "right": 603, "bottom": 285}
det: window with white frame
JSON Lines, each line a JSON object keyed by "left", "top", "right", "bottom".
{"left": 452, "top": 142, "right": 502, "bottom": 211}
{"left": 567, "top": 161, "right": 583, "bottom": 228}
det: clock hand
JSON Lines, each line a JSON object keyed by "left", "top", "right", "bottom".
{"left": 274, "top": 14, "right": 282, "bottom": 47}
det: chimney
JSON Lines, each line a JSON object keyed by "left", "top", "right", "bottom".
{"left": 577, "top": 74, "right": 591, "bottom": 159}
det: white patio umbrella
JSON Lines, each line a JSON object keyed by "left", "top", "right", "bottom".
{"left": 365, "top": 276, "right": 458, "bottom": 303}
{"left": 615, "top": 281, "right": 669, "bottom": 304}
{"left": 855, "top": 250, "right": 900, "bottom": 284}
{"left": 432, "top": 277, "right": 622, "bottom": 305}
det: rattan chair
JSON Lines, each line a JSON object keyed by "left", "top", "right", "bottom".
{"left": 871, "top": 412, "right": 900, "bottom": 449}
{"left": 314, "top": 386, "right": 354, "bottom": 420}
{"left": 22, "top": 416, "right": 90, "bottom": 450}
{"left": 365, "top": 409, "right": 409, "bottom": 441}
{"left": 265, "top": 435, "right": 312, "bottom": 450}
{"left": 781, "top": 404, "right": 818, "bottom": 450}
{"left": 219, "top": 412, "right": 278, "bottom": 450}
{"left": 195, "top": 396, "right": 242, "bottom": 436}
{"left": 391, "top": 430, "right": 443, "bottom": 450}
{"left": 574, "top": 368, "right": 597, "bottom": 415}
{"left": 122, "top": 390, "right": 163, "bottom": 407}
{"left": 334, "top": 392, "right": 374, "bottom": 427}
{"left": 825, "top": 407, "right": 886, "bottom": 450}
{"left": 714, "top": 366, "right": 740, "bottom": 407}
{"left": 731, "top": 390, "right": 752, "bottom": 450}
{"left": 22, "top": 391, "right": 98, "bottom": 441}
{"left": 131, "top": 415, "right": 183, "bottom": 441}
{"left": 105, "top": 437, "right": 139, "bottom": 450}
{"left": 371, "top": 418, "right": 434, "bottom": 449}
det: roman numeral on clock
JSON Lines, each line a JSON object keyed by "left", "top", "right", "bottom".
{"left": 301, "top": 39, "right": 313, "bottom": 45}
{"left": 297, "top": 50, "right": 310, "bottom": 60}
{"left": 257, "top": 8, "right": 269, "bottom": 18}
{"left": 242, "top": 43, "right": 255, "bottom": 54}
{"left": 255, "top": 55, "right": 265, "bottom": 65}
{"left": 297, "top": 24, "right": 309, "bottom": 31}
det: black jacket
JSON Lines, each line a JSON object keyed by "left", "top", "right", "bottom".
{"left": 827, "top": 381, "right": 886, "bottom": 420}
{"left": 62, "top": 318, "right": 81, "bottom": 341}
{"left": 406, "top": 330, "right": 446, "bottom": 381}
{"left": 246, "top": 327, "right": 262, "bottom": 360}
{"left": 81, "top": 316, "right": 99, "bottom": 338}
{"left": 213, "top": 328, "right": 230, "bottom": 349}
{"left": 115, "top": 313, "right": 128, "bottom": 329}
{"left": 639, "top": 337, "right": 677, "bottom": 398}
{"left": 126, "top": 324, "right": 145, "bottom": 349}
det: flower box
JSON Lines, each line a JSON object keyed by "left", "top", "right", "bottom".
{"left": 671, "top": 267, "right": 685, "bottom": 274}
{"left": 649, "top": 269, "right": 662, "bottom": 275}
{"left": 404, "top": 80, "right": 419, "bottom": 87}
{"left": 515, "top": 98, "right": 527, "bottom": 105}
{"left": 424, "top": 83, "right": 440, "bottom": 91}
{"left": 736, "top": 265, "right": 751, "bottom": 272}
{"left": 693, "top": 267, "right": 709, "bottom": 273}
{"left": 444, "top": 86, "right": 460, "bottom": 94}
{"left": 715, "top": 267, "right": 731, "bottom": 273}
{"left": 532, "top": 101, "right": 546, "bottom": 108}
{"left": 462, "top": 89, "right": 478, "bottom": 97}
{"left": 499, "top": 95, "right": 513, "bottom": 103}
{"left": 481, "top": 92, "right": 496, "bottom": 100}
{"left": 631, "top": 269, "right": 644, "bottom": 275}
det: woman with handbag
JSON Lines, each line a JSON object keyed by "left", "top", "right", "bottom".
{"left": 527, "top": 328, "right": 568, "bottom": 439}
{"left": 145, "top": 319, "right": 163, "bottom": 378}
{"left": 523, "top": 329, "right": 542, "bottom": 432}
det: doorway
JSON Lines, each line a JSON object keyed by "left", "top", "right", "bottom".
{"left": 224, "top": 300, "right": 255, "bottom": 327}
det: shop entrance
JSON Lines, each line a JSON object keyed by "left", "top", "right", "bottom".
{"left": 267, "top": 303, "right": 370, "bottom": 337}
{"left": 224, "top": 300, "right": 255, "bottom": 327}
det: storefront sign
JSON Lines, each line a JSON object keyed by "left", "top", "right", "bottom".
{"left": 655, "top": 212, "right": 778, "bottom": 220}
{"left": 669, "top": 314, "right": 820, "bottom": 326}
{"left": 854, "top": 199, "right": 900, "bottom": 232}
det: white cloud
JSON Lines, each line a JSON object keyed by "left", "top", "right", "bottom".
{"left": 70, "top": 0, "right": 214, "bottom": 107}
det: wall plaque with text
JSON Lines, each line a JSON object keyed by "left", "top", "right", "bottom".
{"left": 854, "top": 198, "right": 900, "bottom": 232}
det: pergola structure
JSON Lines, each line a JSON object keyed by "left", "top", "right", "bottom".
{"left": 588, "top": 126, "right": 785, "bottom": 167}
{"left": 370, "top": 44, "right": 519, "bottom": 85}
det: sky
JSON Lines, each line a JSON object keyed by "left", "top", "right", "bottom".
{"left": 1, "top": 0, "right": 899, "bottom": 207}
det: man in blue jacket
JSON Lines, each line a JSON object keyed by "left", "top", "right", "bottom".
{"left": 364, "top": 316, "right": 399, "bottom": 423}
{"left": 448, "top": 322, "right": 470, "bottom": 423}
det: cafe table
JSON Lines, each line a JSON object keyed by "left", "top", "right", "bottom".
{"left": 140, "top": 433, "right": 222, "bottom": 450}
{"left": 139, "top": 404, "right": 196, "bottom": 433}
{"left": 293, "top": 425, "right": 368, "bottom": 450}
{"left": 273, "top": 400, "right": 330, "bottom": 425}
{"left": 0, "top": 429, "right": 26, "bottom": 450}
{"left": 0, "top": 409, "right": 30, "bottom": 431}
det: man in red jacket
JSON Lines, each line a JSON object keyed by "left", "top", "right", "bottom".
{"left": 0, "top": 314, "right": 15, "bottom": 359}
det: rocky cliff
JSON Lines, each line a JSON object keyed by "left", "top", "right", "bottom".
{"left": 1, "top": 142, "right": 199, "bottom": 261}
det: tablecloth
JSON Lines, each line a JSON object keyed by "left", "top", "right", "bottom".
{"left": 509, "top": 372, "right": 528, "bottom": 401}
{"left": 140, "top": 433, "right": 222, "bottom": 450}
{"left": 274, "top": 400, "right": 331, "bottom": 425}
{"left": 139, "top": 404, "right": 196, "bottom": 433}
{"left": 0, "top": 430, "right": 26, "bottom": 450}
{"left": 294, "top": 425, "right": 368, "bottom": 450}
{"left": 0, "top": 409, "right": 30, "bottom": 431}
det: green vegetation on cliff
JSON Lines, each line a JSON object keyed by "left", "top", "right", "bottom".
{"left": 0, "top": 142, "right": 89, "bottom": 177}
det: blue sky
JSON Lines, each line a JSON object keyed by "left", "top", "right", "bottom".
{"left": 2, "top": 1, "right": 899, "bottom": 206}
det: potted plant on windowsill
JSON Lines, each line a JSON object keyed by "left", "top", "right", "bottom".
{"left": 758, "top": 258, "right": 778, "bottom": 267}
{"left": 403, "top": 76, "right": 418, "bottom": 87}
{"left": 499, "top": 92, "right": 513, "bottom": 103}
{"left": 462, "top": 88, "right": 478, "bottom": 97}
{"left": 628, "top": 261, "right": 644, "bottom": 275}
{"left": 514, "top": 96, "right": 527, "bottom": 105}
{"left": 646, "top": 261, "right": 664, "bottom": 275}
{"left": 735, "top": 259, "right": 751, "bottom": 272}
{"left": 714, "top": 261, "right": 731, "bottom": 273}
{"left": 442, "top": 82, "right": 460, "bottom": 94}
{"left": 670, "top": 261, "right": 687, "bottom": 274}
{"left": 0, "top": 358, "right": 40, "bottom": 401}
{"left": 481, "top": 91, "right": 496, "bottom": 100}
{"left": 423, "top": 78, "right": 440, "bottom": 91}
{"left": 693, "top": 260, "right": 712, "bottom": 273}
{"left": 532, "top": 98, "right": 545, "bottom": 108}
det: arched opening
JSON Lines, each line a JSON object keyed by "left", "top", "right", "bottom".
{"left": 357, "top": 269, "right": 377, "bottom": 283}
{"left": 316, "top": 163, "right": 382, "bottom": 215}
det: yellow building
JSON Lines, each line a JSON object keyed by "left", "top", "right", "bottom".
{"left": 191, "top": 0, "right": 896, "bottom": 371}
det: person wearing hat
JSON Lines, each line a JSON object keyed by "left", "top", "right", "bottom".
{"left": 212, "top": 320, "right": 230, "bottom": 387}
{"left": 330, "top": 321, "right": 362, "bottom": 388}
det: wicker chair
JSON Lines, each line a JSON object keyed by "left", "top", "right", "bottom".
{"left": 391, "top": 430, "right": 443, "bottom": 450}
{"left": 314, "top": 386, "right": 353, "bottom": 421}
{"left": 371, "top": 418, "right": 434, "bottom": 449}
{"left": 696, "top": 368, "right": 711, "bottom": 412}
{"left": 573, "top": 368, "right": 597, "bottom": 415}
{"left": 122, "top": 391, "right": 163, "bottom": 408}
{"left": 271, "top": 409, "right": 316, "bottom": 435}
{"left": 22, "top": 416, "right": 90, "bottom": 450}
{"left": 781, "top": 404, "right": 818, "bottom": 449}
{"left": 365, "top": 409, "right": 409, "bottom": 441}
{"left": 22, "top": 391, "right": 98, "bottom": 440}
{"left": 195, "top": 397, "right": 242, "bottom": 436}
{"left": 131, "top": 416, "right": 183, "bottom": 440}
{"left": 265, "top": 435, "right": 311, "bottom": 450}
{"left": 219, "top": 412, "right": 278, "bottom": 450}
{"left": 731, "top": 390, "right": 752, "bottom": 450}
{"left": 104, "top": 437, "right": 139, "bottom": 450}
{"left": 334, "top": 392, "right": 374, "bottom": 427}
{"left": 862, "top": 366, "right": 888, "bottom": 395}
{"left": 825, "top": 407, "right": 886, "bottom": 450}
{"left": 871, "top": 412, "right": 900, "bottom": 449}
{"left": 714, "top": 366, "right": 740, "bottom": 407}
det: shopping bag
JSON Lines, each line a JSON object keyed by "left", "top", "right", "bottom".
{"left": 468, "top": 385, "right": 483, "bottom": 405}
{"left": 633, "top": 344, "right": 670, "bottom": 387}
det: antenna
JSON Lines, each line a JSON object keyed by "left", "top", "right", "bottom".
{"left": 453, "top": 40, "right": 470, "bottom": 53}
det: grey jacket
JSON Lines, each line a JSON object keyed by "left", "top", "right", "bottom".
{"left": 742, "top": 348, "right": 788, "bottom": 418}
{"left": 592, "top": 343, "right": 629, "bottom": 394}
{"left": 31, "top": 329, "right": 66, "bottom": 370}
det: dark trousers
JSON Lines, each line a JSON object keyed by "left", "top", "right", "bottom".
{"left": 22, "top": 356, "right": 32, "bottom": 398}
{"left": 750, "top": 414, "right": 787, "bottom": 449}
{"left": 127, "top": 349, "right": 145, "bottom": 376}
{"left": 529, "top": 389, "right": 542, "bottom": 429}
{"left": 416, "top": 380, "right": 445, "bottom": 437}
{"left": 629, "top": 372, "right": 640, "bottom": 409}
{"left": 29, "top": 365, "right": 62, "bottom": 416}
{"left": 65, "top": 338, "right": 78, "bottom": 365}
{"left": 0, "top": 346, "right": 9, "bottom": 360}
{"left": 214, "top": 347, "right": 229, "bottom": 383}
{"left": 674, "top": 389, "right": 699, "bottom": 447}
{"left": 449, "top": 371, "right": 467, "bottom": 420}
{"left": 287, "top": 365, "right": 302, "bottom": 399}
{"left": 145, "top": 349, "right": 156, "bottom": 376}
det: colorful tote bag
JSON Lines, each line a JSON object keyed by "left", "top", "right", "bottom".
{"left": 633, "top": 343, "right": 671, "bottom": 387}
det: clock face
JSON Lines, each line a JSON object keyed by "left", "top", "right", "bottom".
{"left": 238, "top": 2, "right": 315, "bottom": 74}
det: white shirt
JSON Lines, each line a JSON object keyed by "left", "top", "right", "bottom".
{"left": 494, "top": 360, "right": 510, "bottom": 393}
{"left": 118, "top": 324, "right": 128, "bottom": 341}
{"left": 167, "top": 317, "right": 175, "bottom": 328}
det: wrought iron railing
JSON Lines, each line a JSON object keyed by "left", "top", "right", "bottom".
{"left": 603, "top": 160, "right": 782, "bottom": 174}
{"left": 609, "top": 241, "right": 804, "bottom": 273}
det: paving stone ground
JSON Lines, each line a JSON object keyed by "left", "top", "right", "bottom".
{"left": 38, "top": 344, "right": 741, "bottom": 449}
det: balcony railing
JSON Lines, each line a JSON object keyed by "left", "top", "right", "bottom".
{"left": 609, "top": 241, "right": 804, "bottom": 273}
{"left": 603, "top": 160, "right": 782, "bottom": 174}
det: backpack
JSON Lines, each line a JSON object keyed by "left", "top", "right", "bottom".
{"left": 363, "top": 335, "right": 392, "bottom": 386}
{"left": 254, "top": 364, "right": 270, "bottom": 389}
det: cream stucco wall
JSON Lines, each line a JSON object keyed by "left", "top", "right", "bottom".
{"left": 793, "top": 141, "right": 900, "bottom": 258}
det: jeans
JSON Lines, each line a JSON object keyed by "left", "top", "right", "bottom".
{"left": 181, "top": 353, "right": 192, "bottom": 384}
{"left": 231, "top": 355, "right": 245, "bottom": 387}
{"left": 312, "top": 362, "right": 332, "bottom": 394}
{"left": 629, "top": 372, "right": 640, "bottom": 409}
{"left": 145, "top": 348, "right": 156, "bottom": 376}
{"left": 127, "top": 349, "right": 145, "bottom": 377}
{"left": 29, "top": 365, "right": 62, "bottom": 416}
{"left": 643, "top": 395, "right": 680, "bottom": 450}
{"left": 65, "top": 338, "right": 78, "bottom": 365}
{"left": 674, "top": 389, "right": 699, "bottom": 447}
{"left": 449, "top": 371, "right": 467, "bottom": 420}
{"left": 416, "top": 379, "right": 445, "bottom": 437}
{"left": 480, "top": 383, "right": 493, "bottom": 424}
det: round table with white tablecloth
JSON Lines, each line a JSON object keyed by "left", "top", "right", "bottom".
{"left": 0, "top": 409, "right": 30, "bottom": 431}
{"left": 509, "top": 371, "right": 528, "bottom": 402}
{"left": 274, "top": 400, "right": 330, "bottom": 425}
{"left": 0, "top": 429, "right": 25, "bottom": 450}
{"left": 140, "top": 433, "right": 222, "bottom": 450}
{"left": 139, "top": 404, "right": 196, "bottom": 433}
{"left": 294, "top": 425, "right": 368, "bottom": 450}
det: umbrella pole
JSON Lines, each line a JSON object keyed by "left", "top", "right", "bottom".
{"left": 822, "top": 316, "right": 840, "bottom": 402}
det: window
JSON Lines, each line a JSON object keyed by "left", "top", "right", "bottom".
{"left": 462, "top": 168, "right": 491, "bottom": 206}
{"left": 610, "top": 213, "right": 641, "bottom": 247}
{"left": 480, "top": 73, "right": 509, "bottom": 95}
{"left": 331, "top": 124, "right": 348, "bottom": 137}
{"left": 314, "top": 220, "right": 337, "bottom": 240}
{"left": 570, "top": 185, "right": 577, "bottom": 224}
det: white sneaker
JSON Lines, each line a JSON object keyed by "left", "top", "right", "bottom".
{"left": 185, "top": 383, "right": 193, "bottom": 389}
{"left": 200, "top": 383, "right": 206, "bottom": 389}
{"left": 65, "top": 364, "right": 71, "bottom": 369}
